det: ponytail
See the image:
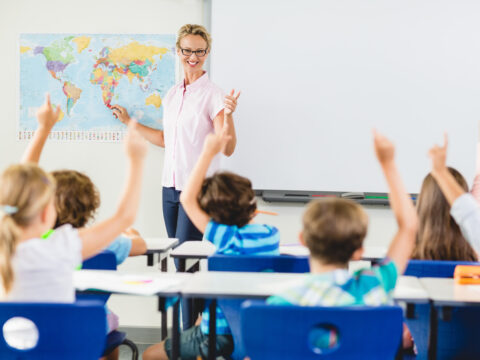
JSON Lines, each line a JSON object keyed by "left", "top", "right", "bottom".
{"left": 0, "top": 164, "right": 55, "bottom": 294}
{"left": 0, "top": 213, "right": 21, "bottom": 293}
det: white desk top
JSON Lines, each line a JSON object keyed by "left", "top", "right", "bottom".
{"left": 145, "top": 238, "right": 179, "bottom": 254}
{"left": 169, "top": 240, "right": 216, "bottom": 259}
{"left": 182, "top": 271, "right": 426, "bottom": 302}
{"left": 74, "top": 270, "right": 191, "bottom": 296}
{"left": 279, "top": 244, "right": 387, "bottom": 260}
{"left": 420, "top": 277, "right": 480, "bottom": 306}
{"left": 394, "top": 276, "right": 429, "bottom": 303}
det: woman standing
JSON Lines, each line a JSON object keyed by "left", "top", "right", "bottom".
{"left": 112, "top": 24, "right": 239, "bottom": 251}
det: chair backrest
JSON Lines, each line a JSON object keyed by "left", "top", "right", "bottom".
{"left": 241, "top": 300, "right": 403, "bottom": 360}
{"left": 208, "top": 254, "right": 310, "bottom": 273}
{"left": 77, "top": 250, "right": 117, "bottom": 304}
{"left": 208, "top": 254, "right": 309, "bottom": 360}
{"left": 0, "top": 301, "right": 106, "bottom": 360}
{"left": 404, "top": 259, "right": 479, "bottom": 278}
{"left": 82, "top": 250, "right": 117, "bottom": 271}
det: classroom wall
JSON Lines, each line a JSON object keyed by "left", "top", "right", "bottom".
{"left": 0, "top": 0, "right": 398, "bottom": 327}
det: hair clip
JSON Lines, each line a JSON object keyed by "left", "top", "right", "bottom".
{"left": 1, "top": 205, "right": 18, "bottom": 215}
{"left": 250, "top": 197, "right": 257, "bottom": 205}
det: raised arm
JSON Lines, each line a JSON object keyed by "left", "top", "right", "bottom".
{"left": 430, "top": 134, "right": 480, "bottom": 252}
{"left": 374, "top": 131, "right": 418, "bottom": 274}
{"left": 213, "top": 89, "right": 240, "bottom": 156}
{"left": 21, "top": 93, "right": 60, "bottom": 163}
{"left": 78, "top": 121, "right": 148, "bottom": 259}
{"left": 179, "top": 127, "right": 232, "bottom": 233}
{"left": 429, "top": 134, "right": 466, "bottom": 205}
{"left": 111, "top": 105, "right": 165, "bottom": 147}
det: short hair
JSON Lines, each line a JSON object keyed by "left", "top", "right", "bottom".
{"left": 302, "top": 198, "right": 368, "bottom": 265}
{"left": 198, "top": 171, "right": 256, "bottom": 227}
{"left": 52, "top": 170, "right": 100, "bottom": 229}
{"left": 176, "top": 24, "right": 212, "bottom": 50}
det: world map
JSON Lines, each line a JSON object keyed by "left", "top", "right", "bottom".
{"left": 19, "top": 34, "right": 176, "bottom": 141}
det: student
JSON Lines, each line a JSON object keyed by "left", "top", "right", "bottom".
{"left": 22, "top": 95, "right": 148, "bottom": 265}
{"left": 52, "top": 170, "right": 147, "bottom": 263}
{"left": 266, "top": 131, "right": 417, "bottom": 350}
{"left": 143, "top": 125, "right": 280, "bottom": 360}
{"left": 0, "top": 97, "right": 147, "bottom": 359}
{"left": 422, "top": 134, "right": 480, "bottom": 254}
{"left": 413, "top": 167, "right": 477, "bottom": 261}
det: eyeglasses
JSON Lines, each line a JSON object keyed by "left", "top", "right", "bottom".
{"left": 180, "top": 48, "right": 208, "bottom": 57}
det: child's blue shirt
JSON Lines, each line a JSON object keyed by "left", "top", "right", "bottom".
{"left": 105, "top": 235, "right": 132, "bottom": 265}
{"left": 200, "top": 220, "right": 280, "bottom": 335}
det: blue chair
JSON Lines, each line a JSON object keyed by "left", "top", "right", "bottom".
{"left": 207, "top": 254, "right": 310, "bottom": 359}
{"left": 404, "top": 259, "right": 480, "bottom": 360}
{"left": 404, "top": 259, "right": 478, "bottom": 278}
{"left": 241, "top": 300, "right": 403, "bottom": 360}
{"left": 0, "top": 301, "right": 106, "bottom": 360}
{"left": 79, "top": 250, "right": 139, "bottom": 360}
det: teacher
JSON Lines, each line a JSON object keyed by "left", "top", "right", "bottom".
{"left": 111, "top": 24, "right": 239, "bottom": 256}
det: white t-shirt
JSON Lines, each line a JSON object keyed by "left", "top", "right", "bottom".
{"left": 6, "top": 225, "right": 82, "bottom": 303}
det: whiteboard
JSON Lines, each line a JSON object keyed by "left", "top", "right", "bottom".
{"left": 211, "top": 0, "right": 480, "bottom": 194}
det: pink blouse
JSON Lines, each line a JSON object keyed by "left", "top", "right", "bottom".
{"left": 162, "top": 73, "right": 225, "bottom": 190}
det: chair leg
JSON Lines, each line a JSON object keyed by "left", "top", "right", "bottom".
{"left": 122, "top": 338, "right": 139, "bottom": 360}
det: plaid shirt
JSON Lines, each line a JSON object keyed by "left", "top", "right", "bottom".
{"left": 267, "top": 258, "right": 397, "bottom": 307}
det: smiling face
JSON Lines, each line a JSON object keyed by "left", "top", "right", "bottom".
{"left": 177, "top": 34, "right": 209, "bottom": 77}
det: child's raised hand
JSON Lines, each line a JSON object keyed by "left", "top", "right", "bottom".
{"left": 36, "top": 93, "right": 60, "bottom": 131}
{"left": 429, "top": 133, "right": 448, "bottom": 174}
{"left": 373, "top": 129, "right": 395, "bottom": 165}
{"left": 124, "top": 119, "right": 148, "bottom": 160}
{"left": 203, "top": 130, "right": 232, "bottom": 157}
{"left": 224, "top": 89, "right": 241, "bottom": 116}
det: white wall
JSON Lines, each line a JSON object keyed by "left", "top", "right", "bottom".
{"left": 1, "top": 0, "right": 397, "bottom": 327}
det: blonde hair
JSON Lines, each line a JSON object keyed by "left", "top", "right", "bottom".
{"left": 176, "top": 24, "right": 212, "bottom": 50}
{"left": 303, "top": 198, "right": 368, "bottom": 265}
{"left": 0, "top": 164, "right": 55, "bottom": 293}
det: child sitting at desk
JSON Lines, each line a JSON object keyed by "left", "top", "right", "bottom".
{"left": 143, "top": 124, "right": 280, "bottom": 360}
{"left": 20, "top": 95, "right": 148, "bottom": 266}
{"left": 267, "top": 131, "right": 418, "bottom": 350}
{"left": 419, "top": 135, "right": 480, "bottom": 255}
{"left": 412, "top": 165, "right": 477, "bottom": 261}
{"left": 0, "top": 95, "right": 148, "bottom": 360}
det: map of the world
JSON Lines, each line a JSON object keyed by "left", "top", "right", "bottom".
{"left": 19, "top": 34, "right": 176, "bottom": 141}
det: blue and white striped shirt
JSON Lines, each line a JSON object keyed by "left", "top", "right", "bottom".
{"left": 200, "top": 220, "right": 280, "bottom": 335}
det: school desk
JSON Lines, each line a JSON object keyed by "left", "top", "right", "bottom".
{"left": 144, "top": 238, "right": 179, "bottom": 270}
{"left": 420, "top": 277, "right": 480, "bottom": 360}
{"left": 74, "top": 269, "right": 191, "bottom": 359}
{"left": 169, "top": 240, "right": 216, "bottom": 272}
{"left": 181, "top": 272, "right": 428, "bottom": 360}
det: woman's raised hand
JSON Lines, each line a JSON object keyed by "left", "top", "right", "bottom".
{"left": 224, "top": 89, "right": 241, "bottom": 116}
{"left": 112, "top": 104, "right": 131, "bottom": 125}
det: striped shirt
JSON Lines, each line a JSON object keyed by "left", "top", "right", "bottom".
{"left": 201, "top": 220, "right": 280, "bottom": 335}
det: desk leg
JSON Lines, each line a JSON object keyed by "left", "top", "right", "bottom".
{"left": 171, "top": 299, "right": 180, "bottom": 360}
{"left": 428, "top": 302, "right": 438, "bottom": 360}
{"left": 158, "top": 297, "right": 167, "bottom": 340}
{"left": 147, "top": 254, "right": 154, "bottom": 266}
{"left": 208, "top": 299, "right": 217, "bottom": 360}
{"left": 186, "top": 260, "right": 200, "bottom": 273}
{"left": 161, "top": 255, "right": 167, "bottom": 272}
{"left": 178, "top": 258, "right": 186, "bottom": 272}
